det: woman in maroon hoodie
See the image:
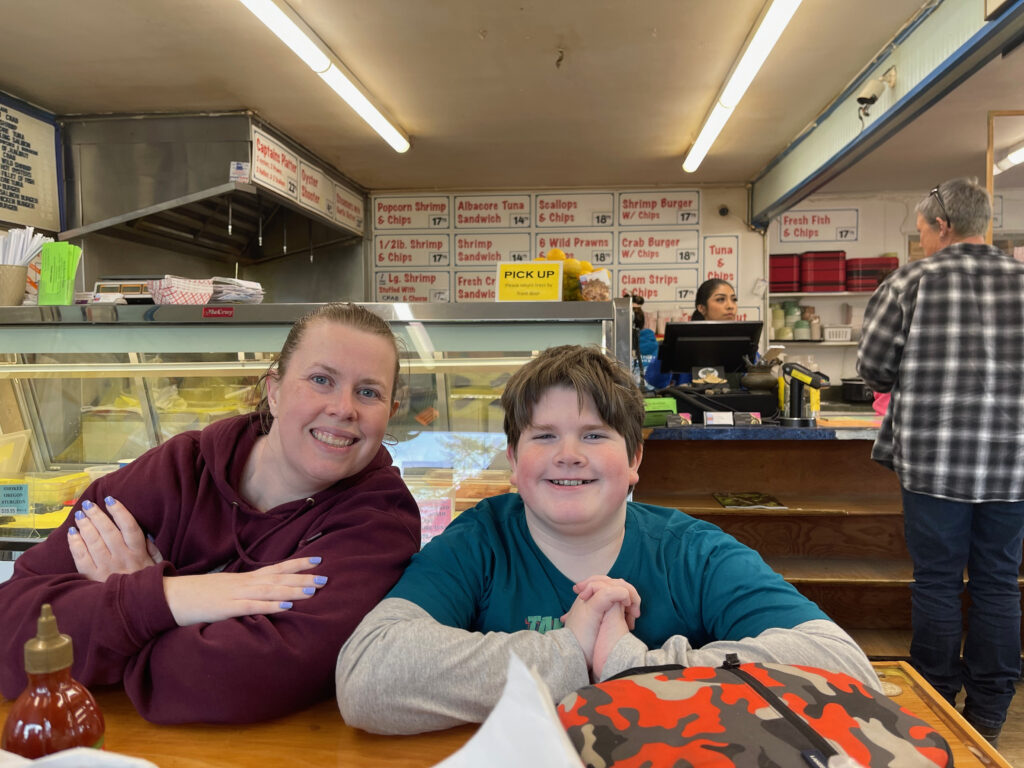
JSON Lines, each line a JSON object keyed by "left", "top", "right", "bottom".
{"left": 0, "top": 303, "right": 421, "bottom": 724}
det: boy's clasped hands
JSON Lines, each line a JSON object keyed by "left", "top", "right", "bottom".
{"left": 562, "top": 574, "right": 641, "bottom": 680}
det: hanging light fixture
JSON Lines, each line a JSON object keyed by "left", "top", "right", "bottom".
{"left": 236, "top": 0, "right": 410, "bottom": 153}
{"left": 682, "top": 0, "right": 802, "bottom": 173}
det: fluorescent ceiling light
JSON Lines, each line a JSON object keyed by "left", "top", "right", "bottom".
{"left": 993, "top": 140, "right": 1024, "bottom": 175}
{"left": 237, "top": 0, "right": 409, "bottom": 153}
{"left": 319, "top": 65, "right": 410, "bottom": 153}
{"left": 683, "top": 0, "right": 802, "bottom": 173}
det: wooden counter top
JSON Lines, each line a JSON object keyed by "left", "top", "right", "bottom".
{"left": 0, "top": 663, "right": 1007, "bottom": 766}
{"left": 0, "top": 689, "right": 475, "bottom": 767}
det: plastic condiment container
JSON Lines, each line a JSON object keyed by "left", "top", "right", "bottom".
{"left": 793, "top": 320, "right": 811, "bottom": 340}
{"left": 784, "top": 305, "right": 802, "bottom": 327}
{"left": 1, "top": 604, "right": 104, "bottom": 758}
{"left": 810, "top": 315, "right": 822, "bottom": 341}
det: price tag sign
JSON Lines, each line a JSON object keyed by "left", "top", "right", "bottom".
{"left": 778, "top": 209, "right": 859, "bottom": 243}
{"left": 535, "top": 232, "right": 614, "bottom": 262}
{"left": 374, "top": 195, "right": 451, "bottom": 230}
{"left": 0, "top": 482, "right": 28, "bottom": 516}
{"left": 619, "top": 230, "right": 699, "bottom": 265}
{"left": 454, "top": 194, "right": 531, "bottom": 228}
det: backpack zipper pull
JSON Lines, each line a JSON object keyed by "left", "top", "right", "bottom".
{"left": 722, "top": 653, "right": 740, "bottom": 669}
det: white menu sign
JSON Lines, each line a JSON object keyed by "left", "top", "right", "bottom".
{"left": 455, "top": 233, "right": 531, "bottom": 265}
{"left": 535, "top": 193, "right": 614, "bottom": 228}
{"left": 374, "top": 234, "right": 450, "bottom": 267}
{"left": 0, "top": 98, "right": 60, "bottom": 230}
{"left": 619, "top": 230, "right": 699, "bottom": 265}
{"left": 618, "top": 267, "right": 699, "bottom": 303}
{"left": 619, "top": 191, "right": 700, "bottom": 226}
{"left": 454, "top": 270, "right": 498, "bottom": 302}
{"left": 298, "top": 162, "right": 331, "bottom": 219}
{"left": 536, "top": 232, "right": 614, "bottom": 266}
{"left": 374, "top": 196, "right": 450, "bottom": 230}
{"left": 777, "top": 208, "right": 859, "bottom": 243}
{"left": 251, "top": 128, "right": 298, "bottom": 200}
{"left": 703, "top": 235, "right": 739, "bottom": 283}
{"left": 375, "top": 270, "right": 451, "bottom": 302}
{"left": 454, "top": 194, "right": 531, "bottom": 228}
{"left": 334, "top": 185, "right": 364, "bottom": 235}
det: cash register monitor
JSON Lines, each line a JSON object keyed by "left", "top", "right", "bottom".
{"left": 658, "top": 320, "right": 763, "bottom": 374}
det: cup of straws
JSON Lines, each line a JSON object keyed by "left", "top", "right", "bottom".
{"left": 0, "top": 227, "right": 53, "bottom": 306}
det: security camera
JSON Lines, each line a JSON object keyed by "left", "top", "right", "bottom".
{"left": 856, "top": 78, "right": 886, "bottom": 106}
{"left": 718, "top": 205, "right": 729, "bottom": 217}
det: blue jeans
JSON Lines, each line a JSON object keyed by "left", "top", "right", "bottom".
{"left": 902, "top": 488, "right": 1024, "bottom": 728}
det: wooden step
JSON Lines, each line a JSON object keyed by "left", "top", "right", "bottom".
{"left": 850, "top": 629, "right": 913, "bottom": 659}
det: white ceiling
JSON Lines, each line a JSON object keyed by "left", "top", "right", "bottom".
{"left": 0, "top": 0, "right": 1019, "bottom": 202}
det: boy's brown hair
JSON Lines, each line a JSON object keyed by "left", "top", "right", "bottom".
{"left": 501, "top": 345, "right": 645, "bottom": 458}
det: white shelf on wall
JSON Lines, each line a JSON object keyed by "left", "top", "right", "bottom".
{"left": 770, "top": 292, "right": 876, "bottom": 298}
{"left": 772, "top": 340, "right": 858, "bottom": 347}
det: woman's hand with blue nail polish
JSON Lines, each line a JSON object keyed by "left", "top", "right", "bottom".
{"left": 162, "top": 556, "right": 326, "bottom": 626}
{"left": 68, "top": 496, "right": 163, "bottom": 582}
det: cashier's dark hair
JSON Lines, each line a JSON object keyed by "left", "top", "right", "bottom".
{"left": 254, "top": 303, "right": 401, "bottom": 426}
{"left": 501, "top": 345, "right": 644, "bottom": 459}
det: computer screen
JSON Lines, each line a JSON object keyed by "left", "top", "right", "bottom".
{"left": 658, "top": 320, "right": 763, "bottom": 374}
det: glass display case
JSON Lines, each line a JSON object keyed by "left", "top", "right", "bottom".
{"left": 0, "top": 300, "right": 631, "bottom": 555}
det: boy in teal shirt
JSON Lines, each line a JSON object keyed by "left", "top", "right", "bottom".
{"left": 336, "top": 345, "right": 876, "bottom": 734}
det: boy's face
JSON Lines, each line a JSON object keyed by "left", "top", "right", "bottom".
{"left": 507, "top": 385, "right": 642, "bottom": 540}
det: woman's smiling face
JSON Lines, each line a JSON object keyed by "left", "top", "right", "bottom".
{"left": 264, "top": 320, "right": 398, "bottom": 495}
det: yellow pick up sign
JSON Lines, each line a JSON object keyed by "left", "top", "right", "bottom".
{"left": 495, "top": 262, "right": 563, "bottom": 302}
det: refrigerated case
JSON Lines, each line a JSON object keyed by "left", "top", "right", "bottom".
{"left": 0, "top": 300, "right": 631, "bottom": 552}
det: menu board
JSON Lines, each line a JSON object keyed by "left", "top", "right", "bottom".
{"left": 535, "top": 193, "right": 614, "bottom": 228}
{"left": 250, "top": 125, "right": 365, "bottom": 236}
{"left": 536, "top": 232, "right": 614, "bottom": 265}
{"left": 371, "top": 188, "right": 757, "bottom": 320}
{"left": 375, "top": 269, "right": 450, "bottom": 302}
{"left": 619, "top": 191, "right": 700, "bottom": 226}
{"left": 454, "top": 194, "right": 530, "bottom": 228}
{"left": 0, "top": 95, "right": 61, "bottom": 230}
{"left": 454, "top": 233, "right": 530, "bottom": 265}
{"left": 777, "top": 208, "right": 859, "bottom": 243}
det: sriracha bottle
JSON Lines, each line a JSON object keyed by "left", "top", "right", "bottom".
{"left": 1, "top": 603, "right": 104, "bottom": 757}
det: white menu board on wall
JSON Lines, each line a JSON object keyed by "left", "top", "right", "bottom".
{"left": 374, "top": 196, "right": 450, "bottom": 229}
{"left": 370, "top": 188, "right": 759, "bottom": 322}
{"left": 619, "top": 191, "right": 700, "bottom": 226}
{"left": 454, "top": 194, "right": 530, "bottom": 228}
{"left": 250, "top": 125, "right": 364, "bottom": 236}
{"left": 0, "top": 95, "right": 61, "bottom": 230}
{"left": 777, "top": 208, "right": 859, "bottom": 243}
{"left": 536, "top": 193, "right": 614, "bottom": 227}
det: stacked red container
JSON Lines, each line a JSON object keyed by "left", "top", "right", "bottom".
{"left": 769, "top": 254, "right": 800, "bottom": 292}
{"left": 846, "top": 256, "right": 899, "bottom": 291}
{"left": 800, "top": 250, "right": 846, "bottom": 291}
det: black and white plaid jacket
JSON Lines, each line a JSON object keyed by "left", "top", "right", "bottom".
{"left": 857, "top": 242, "right": 1024, "bottom": 502}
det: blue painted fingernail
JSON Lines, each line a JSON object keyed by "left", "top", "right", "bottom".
{"left": 104, "top": 496, "right": 116, "bottom": 507}
{"left": 308, "top": 556, "right": 322, "bottom": 565}
{"left": 303, "top": 586, "right": 316, "bottom": 595}
{"left": 146, "top": 533, "right": 155, "bottom": 541}
{"left": 68, "top": 526, "right": 78, "bottom": 535}
{"left": 81, "top": 500, "right": 93, "bottom": 511}
{"left": 74, "top": 510, "right": 85, "bottom": 520}
{"left": 314, "top": 575, "right": 328, "bottom": 586}
{"left": 279, "top": 601, "right": 293, "bottom": 609}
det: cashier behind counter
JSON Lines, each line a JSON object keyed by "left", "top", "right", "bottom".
{"left": 646, "top": 319, "right": 776, "bottom": 423}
